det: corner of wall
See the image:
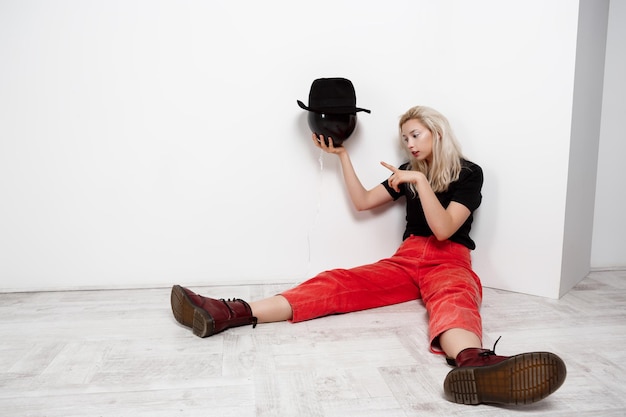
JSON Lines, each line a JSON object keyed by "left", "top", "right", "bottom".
{"left": 559, "top": 0, "right": 610, "bottom": 298}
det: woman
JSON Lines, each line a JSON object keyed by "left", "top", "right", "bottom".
{"left": 170, "top": 105, "right": 566, "bottom": 405}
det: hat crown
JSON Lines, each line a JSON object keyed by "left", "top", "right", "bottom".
{"left": 309, "top": 78, "right": 356, "bottom": 110}
{"left": 297, "top": 77, "right": 370, "bottom": 114}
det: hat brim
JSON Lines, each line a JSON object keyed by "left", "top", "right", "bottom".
{"left": 297, "top": 100, "right": 371, "bottom": 114}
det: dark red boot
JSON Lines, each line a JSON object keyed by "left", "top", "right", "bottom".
{"left": 443, "top": 340, "right": 566, "bottom": 405}
{"left": 170, "top": 285, "right": 258, "bottom": 338}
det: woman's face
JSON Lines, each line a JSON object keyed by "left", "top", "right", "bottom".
{"left": 401, "top": 118, "right": 434, "bottom": 163}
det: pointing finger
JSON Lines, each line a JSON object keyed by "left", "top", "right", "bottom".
{"left": 380, "top": 161, "right": 397, "bottom": 173}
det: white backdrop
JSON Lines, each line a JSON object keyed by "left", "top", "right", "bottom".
{"left": 0, "top": 0, "right": 617, "bottom": 297}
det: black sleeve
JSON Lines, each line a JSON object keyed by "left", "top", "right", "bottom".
{"left": 381, "top": 162, "right": 410, "bottom": 200}
{"left": 451, "top": 162, "right": 483, "bottom": 212}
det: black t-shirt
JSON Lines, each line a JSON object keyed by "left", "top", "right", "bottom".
{"left": 382, "top": 159, "right": 483, "bottom": 250}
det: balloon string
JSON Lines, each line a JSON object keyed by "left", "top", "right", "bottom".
{"left": 318, "top": 148, "right": 324, "bottom": 170}
{"left": 307, "top": 149, "right": 324, "bottom": 270}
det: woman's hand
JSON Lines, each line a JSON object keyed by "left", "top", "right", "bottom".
{"left": 311, "top": 133, "right": 345, "bottom": 155}
{"left": 381, "top": 161, "right": 423, "bottom": 192}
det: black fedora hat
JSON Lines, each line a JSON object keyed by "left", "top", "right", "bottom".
{"left": 297, "top": 77, "right": 371, "bottom": 114}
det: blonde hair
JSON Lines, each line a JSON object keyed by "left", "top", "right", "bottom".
{"left": 399, "top": 106, "right": 464, "bottom": 193}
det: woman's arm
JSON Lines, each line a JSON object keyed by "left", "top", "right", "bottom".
{"left": 414, "top": 176, "right": 471, "bottom": 240}
{"left": 382, "top": 161, "right": 470, "bottom": 240}
{"left": 313, "top": 134, "right": 393, "bottom": 211}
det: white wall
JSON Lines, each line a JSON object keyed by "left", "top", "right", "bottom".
{"left": 591, "top": 0, "right": 626, "bottom": 269}
{"left": 0, "top": 0, "right": 615, "bottom": 297}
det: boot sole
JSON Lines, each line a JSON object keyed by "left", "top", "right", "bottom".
{"left": 170, "top": 285, "right": 215, "bottom": 338}
{"left": 443, "top": 352, "right": 567, "bottom": 405}
{"left": 192, "top": 308, "right": 215, "bottom": 338}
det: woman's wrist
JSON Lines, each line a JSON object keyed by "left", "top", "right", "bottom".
{"left": 414, "top": 171, "right": 428, "bottom": 188}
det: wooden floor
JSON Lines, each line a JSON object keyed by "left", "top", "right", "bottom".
{"left": 1, "top": 270, "right": 625, "bottom": 416}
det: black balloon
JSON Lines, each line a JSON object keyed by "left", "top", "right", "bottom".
{"left": 307, "top": 112, "right": 357, "bottom": 147}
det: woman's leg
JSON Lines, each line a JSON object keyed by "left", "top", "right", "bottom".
{"left": 422, "top": 265, "right": 483, "bottom": 355}
{"left": 171, "top": 253, "right": 419, "bottom": 337}
{"left": 173, "top": 237, "right": 427, "bottom": 336}
{"left": 281, "top": 237, "right": 428, "bottom": 322}
{"left": 250, "top": 295, "right": 293, "bottom": 323}
{"left": 416, "top": 242, "right": 567, "bottom": 405}
{"left": 439, "top": 328, "right": 481, "bottom": 358}
{"left": 417, "top": 240, "right": 483, "bottom": 355}
{"left": 281, "top": 262, "right": 420, "bottom": 323}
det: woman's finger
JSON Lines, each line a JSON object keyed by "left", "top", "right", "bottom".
{"left": 380, "top": 161, "right": 397, "bottom": 173}
{"left": 327, "top": 137, "right": 335, "bottom": 150}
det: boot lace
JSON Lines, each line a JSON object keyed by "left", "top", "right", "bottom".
{"left": 479, "top": 336, "right": 502, "bottom": 357}
{"left": 220, "top": 298, "right": 258, "bottom": 328}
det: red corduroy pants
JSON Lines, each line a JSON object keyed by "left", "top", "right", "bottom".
{"left": 281, "top": 235, "right": 483, "bottom": 353}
